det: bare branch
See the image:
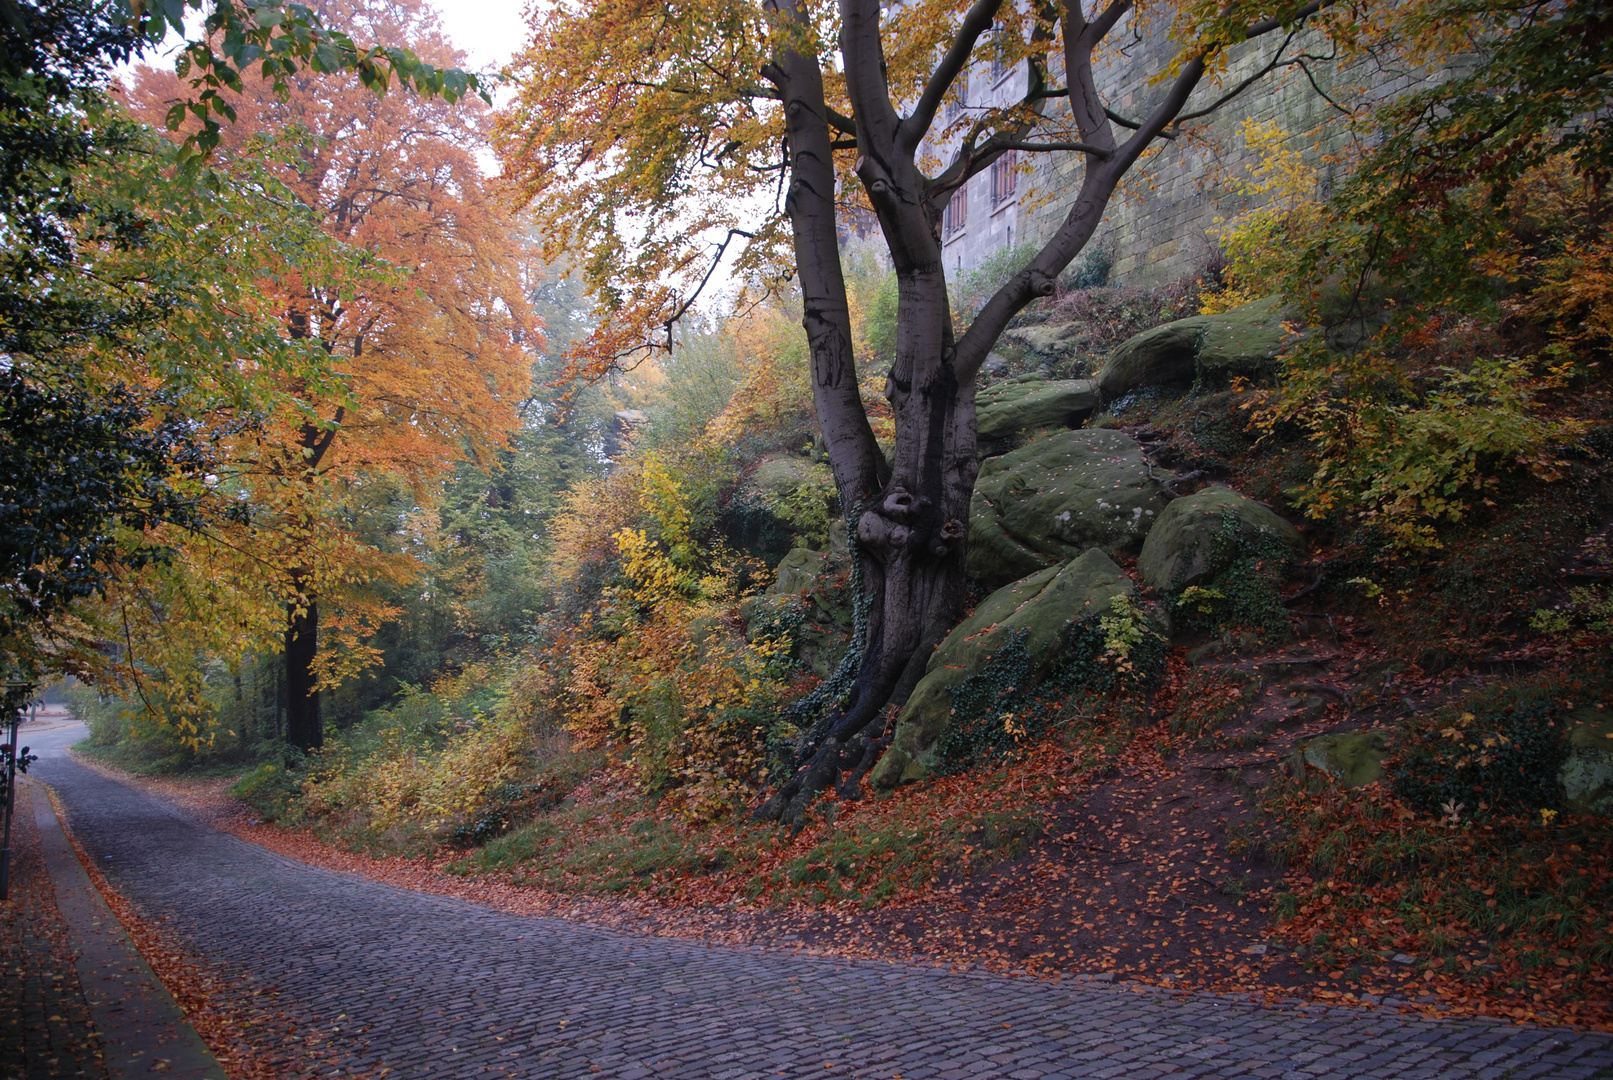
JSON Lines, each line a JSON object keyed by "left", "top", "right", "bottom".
{"left": 1297, "top": 58, "right": 1356, "bottom": 117}
{"left": 897, "top": 0, "right": 1004, "bottom": 155}
{"left": 825, "top": 104, "right": 858, "bottom": 136}
{"left": 994, "top": 139, "right": 1113, "bottom": 156}
{"left": 661, "top": 228, "right": 753, "bottom": 349}
{"left": 925, "top": 3, "right": 1062, "bottom": 197}
{"left": 1171, "top": 30, "right": 1298, "bottom": 125}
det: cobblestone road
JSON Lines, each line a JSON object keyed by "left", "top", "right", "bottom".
{"left": 31, "top": 728, "right": 1613, "bottom": 1080}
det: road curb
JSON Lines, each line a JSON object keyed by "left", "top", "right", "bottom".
{"left": 29, "top": 778, "right": 226, "bottom": 1080}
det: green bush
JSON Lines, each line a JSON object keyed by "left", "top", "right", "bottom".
{"left": 1391, "top": 687, "right": 1571, "bottom": 816}
{"left": 229, "top": 756, "right": 308, "bottom": 821}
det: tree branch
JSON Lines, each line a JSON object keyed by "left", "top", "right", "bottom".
{"left": 994, "top": 139, "right": 1113, "bottom": 156}
{"left": 897, "top": 0, "right": 1004, "bottom": 155}
{"left": 1170, "top": 30, "right": 1299, "bottom": 126}
{"left": 661, "top": 228, "right": 753, "bottom": 349}
{"left": 925, "top": 3, "right": 1062, "bottom": 198}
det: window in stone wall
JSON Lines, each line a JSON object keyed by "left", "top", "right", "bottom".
{"left": 943, "top": 185, "right": 968, "bottom": 237}
{"left": 991, "top": 150, "right": 1018, "bottom": 207}
{"left": 945, "top": 68, "right": 968, "bottom": 120}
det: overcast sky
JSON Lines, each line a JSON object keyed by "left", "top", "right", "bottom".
{"left": 427, "top": 0, "right": 532, "bottom": 71}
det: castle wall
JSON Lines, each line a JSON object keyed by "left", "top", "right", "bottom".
{"left": 967, "top": 15, "right": 1438, "bottom": 285}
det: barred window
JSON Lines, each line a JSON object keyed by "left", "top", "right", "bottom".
{"left": 991, "top": 150, "right": 1018, "bottom": 206}
{"left": 943, "top": 185, "right": 968, "bottom": 237}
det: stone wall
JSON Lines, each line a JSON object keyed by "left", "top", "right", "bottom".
{"left": 960, "top": 14, "right": 1438, "bottom": 285}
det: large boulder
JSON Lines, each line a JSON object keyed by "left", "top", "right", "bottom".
{"left": 968, "top": 428, "right": 1171, "bottom": 588}
{"left": 1196, "top": 295, "right": 1297, "bottom": 385}
{"left": 998, "top": 322, "right": 1084, "bottom": 367}
{"left": 872, "top": 549, "right": 1133, "bottom": 787}
{"left": 1095, "top": 296, "right": 1297, "bottom": 399}
{"left": 1095, "top": 316, "right": 1208, "bottom": 399}
{"left": 1137, "top": 485, "right": 1302, "bottom": 590}
{"left": 976, "top": 373, "right": 1099, "bottom": 444}
{"left": 1563, "top": 707, "right": 1613, "bottom": 816}
{"left": 727, "top": 453, "right": 837, "bottom": 561}
{"left": 744, "top": 522, "right": 855, "bottom": 679}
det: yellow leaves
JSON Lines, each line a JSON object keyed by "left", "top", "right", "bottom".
{"left": 1201, "top": 119, "right": 1330, "bottom": 315}
{"left": 497, "top": 0, "right": 792, "bottom": 381}
{"left": 301, "top": 713, "right": 529, "bottom": 831}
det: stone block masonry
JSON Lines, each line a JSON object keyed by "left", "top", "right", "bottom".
{"left": 1000, "top": 12, "right": 1441, "bottom": 286}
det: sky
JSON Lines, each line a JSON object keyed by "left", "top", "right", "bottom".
{"left": 427, "top": 0, "right": 533, "bottom": 71}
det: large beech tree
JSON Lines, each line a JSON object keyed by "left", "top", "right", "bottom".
{"left": 501, "top": 0, "right": 1349, "bottom": 818}
{"left": 128, "top": 0, "right": 533, "bottom": 749}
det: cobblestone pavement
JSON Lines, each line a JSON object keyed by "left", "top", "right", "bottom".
{"left": 31, "top": 729, "right": 1613, "bottom": 1080}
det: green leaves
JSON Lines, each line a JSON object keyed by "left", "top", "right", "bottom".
{"left": 109, "top": 0, "right": 493, "bottom": 160}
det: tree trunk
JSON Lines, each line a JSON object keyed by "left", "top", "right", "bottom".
{"left": 756, "top": 2, "right": 979, "bottom": 824}
{"left": 754, "top": 0, "right": 1246, "bottom": 821}
{"left": 284, "top": 596, "right": 322, "bottom": 751}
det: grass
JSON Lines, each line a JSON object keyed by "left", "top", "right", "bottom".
{"left": 434, "top": 711, "right": 1118, "bottom": 909}
{"left": 1255, "top": 774, "right": 1612, "bottom": 1018}
{"left": 74, "top": 737, "right": 271, "bottom": 780}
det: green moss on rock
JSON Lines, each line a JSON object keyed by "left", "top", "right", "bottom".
{"left": 976, "top": 376, "right": 1099, "bottom": 443}
{"left": 1301, "top": 729, "right": 1391, "bottom": 788}
{"left": 1095, "top": 296, "right": 1297, "bottom": 399}
{"left": 872, "top": 549, "right": 1134, "bottom": 787}
{"left": 968, "top": 429, "right": 1171, "bottom": 588}
{"left": 1137, "top": 485, "right": 1302, "bottom": 591}
{"left": 1564, "top": 707, "right": 1613, "bottom": 816}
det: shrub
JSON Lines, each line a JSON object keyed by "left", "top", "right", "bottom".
{"left": 1392, "top": 688, "right": 1571, "bottom": 816}
{"left": 937, "top": 595, "right": 1166, "bottom": 769}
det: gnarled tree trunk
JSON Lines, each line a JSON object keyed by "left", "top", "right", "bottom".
{"left": 753, "top": 0, "right": 1324, "bottom": 823}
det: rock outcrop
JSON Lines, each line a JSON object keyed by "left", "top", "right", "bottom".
{"left": 1297, "top": 729, "right": 1391, "bottom": 788}
{"left": 1095, "top": 295, "right": 1297, "bottom": 399}
{"left": 975, "top": 373, "right": 1099, "bottom": 446}
{"left": 1564, "top": 706, "right": 1613, "bottom": 816}
{"left": 1137, "top": 485, "right": 1302, "bottom": 591}
{"left": 872, "top": 549, "right": 1133, "bottom": 788}
{"left": 968, "top": 429, "right": 1171, "bottom": 588}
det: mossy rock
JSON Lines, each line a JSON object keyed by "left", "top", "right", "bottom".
{"left": 968, "top": 429, "right": 1171, "bottom": 588}
{"left": 999, "top": 322, "right": 1083, "bottom": 365}
{"left": 768, "top": 547, "right": 827, "bottom": 597}
{"left": 744, "top": 540, "right": 854, "bottom": 678}
{"left": 872, "top": 549, "right": 1133, "bottom": 787}
{"left": 1300, "top": 728, "right": 1390, "bottom": 787}
{"left": 1563, "top": 706, "right": 1613, "bottom": 816}
{"left": 1137, "top": 485, "right": 1302, "bottom": 590}
{"left": 976, "top": 375, "right": 1099, "bottom": 444}
{"left": 1095, "top": 316, "right": 1208, "bottom": 399}
{"left": 1095, "top": 296, "right": 1297, "bottom": 399}
{"left": 747, "top": 453, "right": 824, "bottom": 497}
{"left": 1195, "top": 295, "right": 1297, "bottom": 385}
{"left": 728, "top": 453, "right": 837, "bottom": 560}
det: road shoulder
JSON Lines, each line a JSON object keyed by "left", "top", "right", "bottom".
{"left": 29, "top": 779, "right": 225, "bottom": 1080}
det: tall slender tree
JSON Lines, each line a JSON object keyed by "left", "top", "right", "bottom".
{"left": 498, "top": 0, "right": 1355, "bottom": 818}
